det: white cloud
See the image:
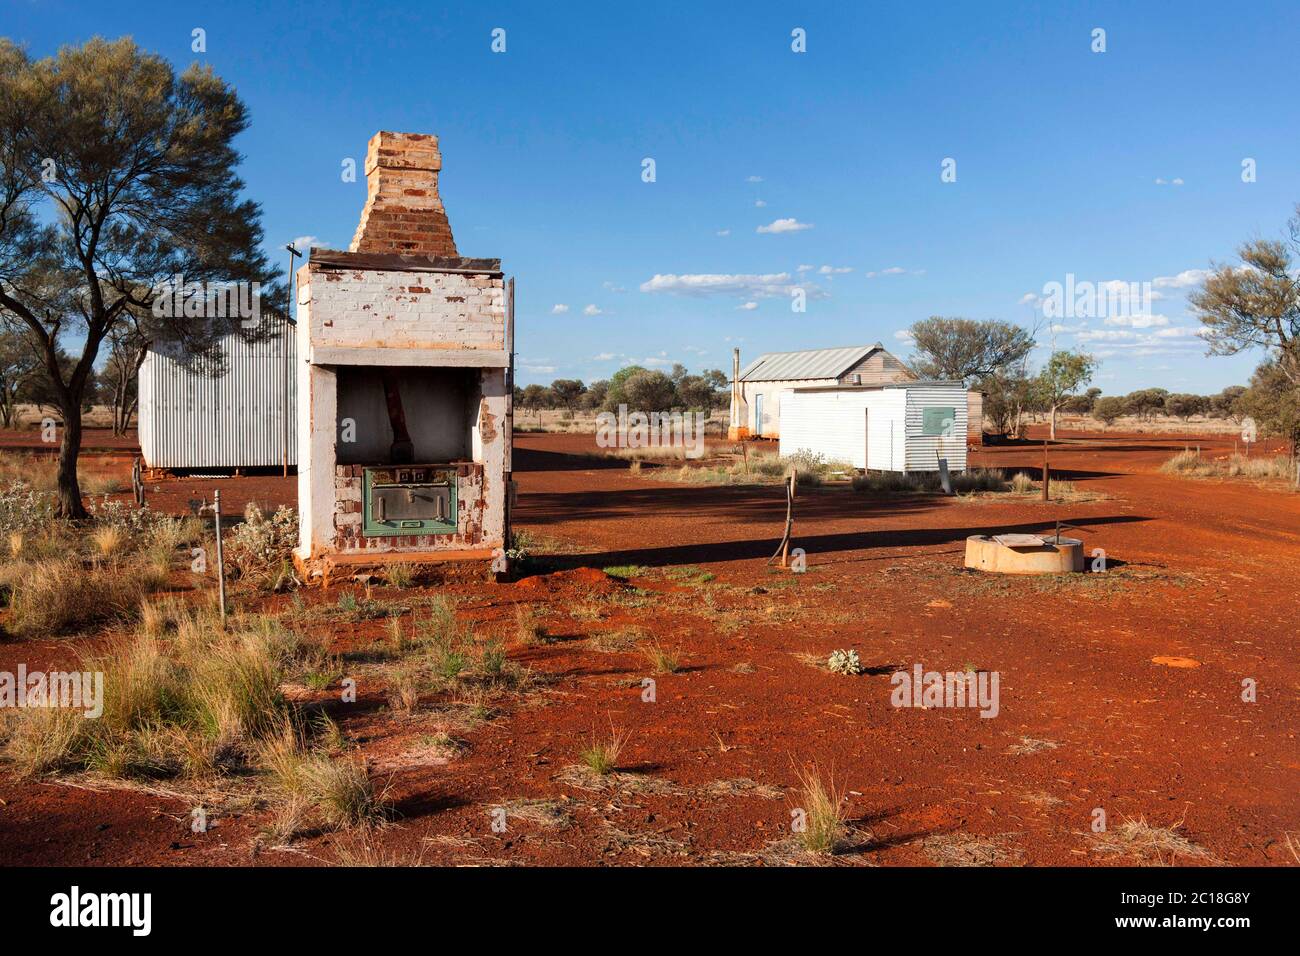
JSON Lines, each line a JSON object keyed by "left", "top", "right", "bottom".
{"left": 1076, "top": 329, "right": 1138, "bottom": 342}
{"left": 737, "top": 301, "right": 758, "bottom": 310}
{"left": 1155, "top": 178, "right": 1167, "bottom": 185}
{"left": 746, "top": 175, "right": 764, "bottom": 183}
{"left": 288, "top": 235, "right": 318, "bottom": 254}
{"left": 1063, "top": 320, "right": 1209, "bottom": 357}
{"left": 1152, "top": 269, "right": 1209, "bottom": 289}
{"left": 866, "top": 266, "right": 908, "bottom": 278}
{"left": 592, "top": 352, "right": 618, "bottom": 361}
{"left": 893, "top": 329, "right": 914, "bottom": 344}
{"left": 603, "top": 281, "right": 627, "bottom": 293}
{"left": 583, "top": 304, "right": 603, "bottom": 316}
{"left": 796, "top": 264, "right": 814, "bottom": 273}
{"left": 715, "top": 229, "right": 731, "bottom": 237}
{"left": 522, "top": 364, "right": 556, "bottom": 374}
{"left": 754, "top": 199, "right": 767, "bottom": 208}
{"left": 1172, "top": 178, "right": 1184, "bottom": 186}
{"left": 756, "top": 218, "right": 813, "bottom": 234}
{"left": 1019, "top": 292, "right": 1041, "bottom": 306}
{"left": 1103, "top": 314, "right": 1170, "bottom": 328}
{"left": 551, "top": 304, "right": 570, "bottom": 314}
{"left": 818, "top": 265, "right": 852, "bottom": 276}
{"left": 639, "top": 272, "right": 806, "bottom": 299}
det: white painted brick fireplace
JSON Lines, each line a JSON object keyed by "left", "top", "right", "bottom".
{"left": 292, "top": 132, "right": 513, "bottom": 580}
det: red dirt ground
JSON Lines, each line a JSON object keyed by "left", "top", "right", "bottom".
{"left": 0, "top": 427, "right": 1296, "bottom": 866}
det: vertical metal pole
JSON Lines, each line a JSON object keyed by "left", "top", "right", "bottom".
{"left": 282, "top": 311, "right": 290, "bottom": 478}
{"left": 213, "top": 489, "right": 227, "bottom": 623}
{"left": 283, "top": 244, "right": 304, "bottom": 478}
{"left": 1041, "top": 436, "right": 1050, "bottom": 501}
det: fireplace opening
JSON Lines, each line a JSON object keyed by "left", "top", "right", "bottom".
{"left": 336, "top": 366, "right": 476, "bottom": 465}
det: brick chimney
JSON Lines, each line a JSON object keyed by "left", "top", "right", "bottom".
{"left": 349, "top": 131, "right": 458, "bottom": 257}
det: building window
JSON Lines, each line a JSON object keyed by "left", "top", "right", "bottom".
{"left": 852, "top": 373, "right": 862, "bottom": 385}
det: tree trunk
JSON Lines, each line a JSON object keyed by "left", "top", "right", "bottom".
{"left": 56, "top": 400, "right": 88, "bottom": 519}
{"left": 1050, "top": 404, "right": 1058, "bottom": 440}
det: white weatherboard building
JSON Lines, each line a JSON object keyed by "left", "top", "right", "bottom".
{"left": 778, "top": 380, "right": 970, "bottom": 473}
{"left": 138, "top": 325, "right": 296, "bottom": 470}
{"left": 729, "top": 343, "right": 917, "bottom": 440}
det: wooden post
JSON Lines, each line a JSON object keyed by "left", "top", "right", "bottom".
{"left": 781, "top": 467, "right": 796, "bottom": 567}
{"left": 771, "top": 467, "right": 796, "bottom": 567}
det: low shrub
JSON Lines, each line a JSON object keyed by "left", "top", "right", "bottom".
{"left": 224, "top": 503, "right": 299, "bottom": 588}
{"left": 827, "top": 648, "right": 864, "bottom": 675}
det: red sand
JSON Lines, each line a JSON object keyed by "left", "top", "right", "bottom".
{"left": 1, "top": 427, "right": 1296, "bottom": 866}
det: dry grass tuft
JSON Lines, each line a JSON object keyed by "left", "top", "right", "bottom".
{"left": 579, "top": 726, "right": 629, "bottom": 775}
{"left": 331, "top": 829, "right": 424, "bottom": 866}
{"left": 514, "top": 604, "right": 549, "bottom": 645}
{"left": 642, "top": 641, "right": 681, "bottom": 674}
{"left": 90, "top": 524, "right": 126, "bottom": 560}
{"left": 1009, "top": 471, "right": 1036, "bottom": 495}
{"left": 793, "top": 763, "right": 847, "bottom": 855}
{"left": 1162, "top": 449, "right": 1296, "bottom": 482}
{"left": 1091, "top": 815, "right": 1218, "bottom": 864}
{"left": 497, "top": 798, "right": 574, "bottom": 829}
{"left": 923, "top": 831, "right": 1022, "bottom": 866}
{"left": 588, "top": 627, "right": 645, "bottom": 653}
{"left": 1006, "top": 736, "right": 1058, "bottom": 756}
{"left": 6, "top": 557, "right": 150, "bottom": 636}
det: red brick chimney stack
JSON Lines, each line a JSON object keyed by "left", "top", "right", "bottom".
{"left": 349, "top": 131, "right": 458, "bottom": 257}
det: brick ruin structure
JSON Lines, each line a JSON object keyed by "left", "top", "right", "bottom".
{"left": 293, "top": 132, "right": 513, "bottom": 581}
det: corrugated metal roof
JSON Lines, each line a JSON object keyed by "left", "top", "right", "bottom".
{"left": 738, "top": 344, "right": 880, "bottom": 382}
{"left": 791, "top": 379, "right": 964, "bottom": 393}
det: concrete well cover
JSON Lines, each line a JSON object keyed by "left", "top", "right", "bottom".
{"left": 993, "top": 533, "right": 1046, "bottom": 548}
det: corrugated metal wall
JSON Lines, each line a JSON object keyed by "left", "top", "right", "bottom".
{"left": 777, "top": 386, "right": 968, "bottom": 472}
{"left": 779, "top": 390, "right": 868, "bottom": 467}
{"left": 139, "top": 327, "right": 297, "bottom": 469}
{"left": 778, "top": 389, "right": 907, "bottom": 470}
{"left": 904, "top": 384, "right": 968, "bottom": 472}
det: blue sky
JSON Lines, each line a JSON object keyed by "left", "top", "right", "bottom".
{"left": 7, "top": 0, "right": 1299, "bottom": 393}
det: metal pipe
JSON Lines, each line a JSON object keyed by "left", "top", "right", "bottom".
{"left": 283, "top": 244, "right": 304, "bottom": 478}
{"left": 1042, "top": 436, "right": 1050, "bottom": 501}
{"left": 213, "top": 489, "right": 227, "bottom": 623}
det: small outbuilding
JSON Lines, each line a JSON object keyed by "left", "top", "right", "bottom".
{"left": 777, "top": 380, "right": 970, "bottom": 472}
{"left": 138, "top": 323, "right": 296, "bottom": 471}
{"left": 728, "top": 343, "right": 916, "bottom": 441}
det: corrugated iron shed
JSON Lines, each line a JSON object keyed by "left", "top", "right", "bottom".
{"left": 138, "top": 326, "right": 296, "bottom": 469}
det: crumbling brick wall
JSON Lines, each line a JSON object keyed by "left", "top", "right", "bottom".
{"left": 350, "top": 131, "right": 458, "bottom": 257}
